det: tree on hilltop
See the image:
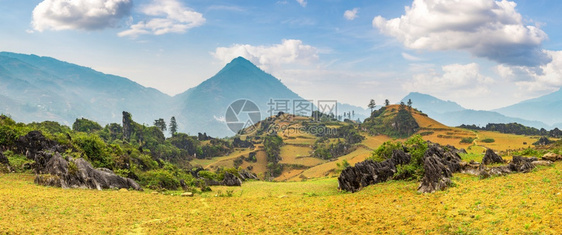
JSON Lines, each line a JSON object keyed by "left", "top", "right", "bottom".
{"left": 169, "top": 116, "right": 178, "bottom": 136}
{"left": 368, "top": 99, "right": 376, "bottom": 114}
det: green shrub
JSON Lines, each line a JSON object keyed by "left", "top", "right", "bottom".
{"left": 142, "top": 170, "right": 180, "bottom": 190}
{"left": 460, "top": 137, "right": 475, "bottom": 144}
{"left": 481, "top": 138, "right": 495, "bottom": 143}
{"left": 5, "top": 151, "right": 33, "bottom": 173}
{"left": 419, "top": 131, "right": 434, "bottom": 136}
{"left": 198, "top": 170, "right": 217, "bottom": 181}
{"left": 68, "top": 161, "right": 78, "bottom": 175}
{"left": 393, "top": 163, "right": 422, "bottom": 181}
{"left": 370, "top": 140, "right": 403, "bottom": 161}
{"left": 74, "top": 134, "right": 114, "bottom": 169}
{"left": 72, "top": 118, "right": 102, "bottom": 133}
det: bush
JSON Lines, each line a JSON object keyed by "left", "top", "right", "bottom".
{"left": 393, "top": 164, "right": 422, "bottom": 181}
{"left": 404, "top": 135, "right": 427, "bottom": 168}
{"left": 72, "top": 118, "right": 102, "bottom": 133}
{"left": 481, "top": 138, "right": 495, "bottom": 143}
{"left": 460, "top": 137, "right": 475, "bottom": 144}
{"left": 74, "top": 134, "right": 114, "bottom": 169}
{"left": 5, "top": 151, "right": 33, "bottom": 173}
{"left": 419, "top": 131, "right": 434, "bottom": 136}
{"left": 141, "top": 170, "right": 180, "bottom": 190}
{"left": 198, "top": 170, "right": 217, "bottom": 181}
{"left": 371, "top": 141, "right": 403, "bottom": 161}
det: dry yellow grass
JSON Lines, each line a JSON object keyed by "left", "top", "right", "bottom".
{"left": 191, "top": 149, "right": 253, "bottom": 168}
{"left": 295, "top": 146, "right": 373, "bottom": 180}
{"left": 361, "top": 134, "right": 393, "bottom": 150}
{"left": 475, "top": 130, "right": 538, "bottom": 151}
{"left": 2, "top": 162, "right": 561, "bottom": 234}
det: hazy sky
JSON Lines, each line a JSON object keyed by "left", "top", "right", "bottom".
{"left": 1, "top": 0, "right": 561, "bottom": 110}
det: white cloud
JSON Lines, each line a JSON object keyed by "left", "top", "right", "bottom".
{"left": 496, "top": 50, "right": 562, "bottom": 93}
{"left": 296, "top": 0, "right": 307, "bottom": 7}
{"left": 32, "top": 0, "right": 132, "bottom": 31}
{"left": 404, "top": 63, "right": 494, "bottom": 98}
{"left": 118, "top": 0, "right": 205, "bottom": 38}
{"left": 373, "top": 0, "right": 550, "bottom": 67}
{"left": 344, "top": 8, "right": 359, "bottom": 21}
{"left": 401, "top": 52, "right": 423, "bottom": 61}
{"left": 212, "top": 39, "right": 319, "bottom": 72}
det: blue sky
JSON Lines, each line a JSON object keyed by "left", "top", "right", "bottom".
{"left": 1, "top": 0, "right": 562, "bottom": 110}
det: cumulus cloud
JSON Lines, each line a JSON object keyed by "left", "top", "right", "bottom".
{"left": 296, "top": 0, "right": 307, "bottom": 7}
{"left": 404, "top": 63, "right": 494, "bottom": 98}
{"left": 212, "top": 39, "right": 319, "bottom": 71}
{"left": 32, "top": 0, "right": 132, "bottom": 31}
{"left": 373, "top": 0, "right": 551, "bottom": 67}
{"left": 496, "top": 50, "right": 562, "bottom": 92}
{"left": 118, "top": 0, "right": 205, "bottom": 38}
{"left": 344, "top": 8, "right": 359, "bottom": 21}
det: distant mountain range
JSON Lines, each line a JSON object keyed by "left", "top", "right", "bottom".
{"left": 0, "top": 52, "right": 367, "bottom": 137}
{"left": 2, "top": 51, "right": 560, "bottom": 135}
{"left": 0, "top": 52, "right": 171, "bottom": 126}
{"left": 400, "top": 92, "right": 556, "bottom": 129}
{"left": 494, "top": 89, "right": 562, "bottom": 127}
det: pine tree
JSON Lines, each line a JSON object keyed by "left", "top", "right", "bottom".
{"left": 169, "top": 116, "right": 178, "bottom": 136}
{"left": 368, "top": 99, "right": 376, "bottom": 113}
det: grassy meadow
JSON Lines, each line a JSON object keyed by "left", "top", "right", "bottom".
{"left": 2, "top": 161, "right": 561, "bottom": 234}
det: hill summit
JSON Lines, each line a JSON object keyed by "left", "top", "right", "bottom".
{"left": 174, "top": 56, "right": 303, "bottom": 137}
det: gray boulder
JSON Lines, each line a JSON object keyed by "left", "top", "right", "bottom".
{"left": 417, "top": 153, "right": 452, "bottom": 193}
{"left": 222, "top": 172, "right": 242, "bottom": 186}
{"left": 482, "top": 149, "right": 505, "bottom": 165}
{"left": 542, "top": 152, "right": 562, "bottom": 162}
{"left": 238, "top": 169, "right": 259, "bottom": 181}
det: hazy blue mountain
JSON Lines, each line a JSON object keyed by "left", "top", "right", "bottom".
{"left": 173, "top": 57, "right": 304, "bottom": 137}
{"left": 0, "top": 52, "right": 171, "bottom": 126}
{"left": 400, "top": 92, "right": 464, "bottom": 115}
{"left": 401, "top": 92, "right": 550, "bottom": 129}
{"left": 1, "top": 52, "right": 370, "bottom": 137}
{"left": 494, "top": 89, "right": 562, "bottom": 127}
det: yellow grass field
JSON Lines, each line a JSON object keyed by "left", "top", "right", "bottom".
{"left": 295, "top": 146, "right": 373, "bottom": 180}
{"left": 2, "top": 162, "right": 561, "bottom": 234}
{"left": 476, "top": 130, "right": 539, "bottom": 151}
{"left": 191, "top": 149, "right": 253, "bottom": 168}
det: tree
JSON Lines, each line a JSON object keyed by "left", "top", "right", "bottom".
{"left": 385, "top": 99, "right": 390, "bottom": 106}
{"left": 368, "top": 99, "right": 376, "bottom": 113}
{"left": 169, "top": 116, "right": 178, "bottom": 136}
{"left": 352, "top": 110, "right": 354, "bottom": 118}
{"left": 154, "top": 118, "right": 167, "bottom": 133}
{"left": 407, "top": 99, "right": 413, "bottom": 111}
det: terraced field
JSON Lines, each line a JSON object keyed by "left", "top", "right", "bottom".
{"left": 191, "top": 110, "right": 554, "bottom": 182}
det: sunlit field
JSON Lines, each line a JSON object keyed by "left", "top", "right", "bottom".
{"left": 2, "top": 162, "right": 561, "bottom": 234}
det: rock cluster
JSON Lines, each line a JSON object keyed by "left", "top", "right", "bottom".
{"left": 417, "top": 144, "right": 464, "bottom": 193}
{"left": 478, "top": 155, "right": 551, "bottom": 178}
{"left": 17, "top": 131, "right": 142, "bottom": 190}
{"left": 338, "top": 149, "right": 411, "bottom": 192}
{"left": 338, "top": 140, "right": 559, "bottom": 194}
